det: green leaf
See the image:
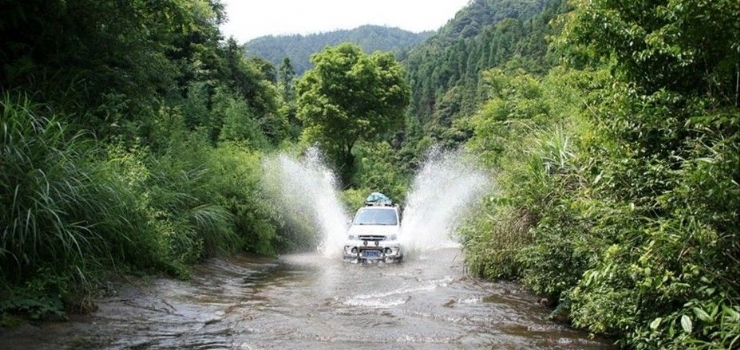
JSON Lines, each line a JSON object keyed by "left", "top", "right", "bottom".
{"left": 693, "top": 307, "right": 712, "bottom": 322}
{"left": 649, "top": 317, "right": 662, "bottom": 330}
{"left": 680, "top": 314, "right": 693, "bottom": 333}
{"left": 722, "top": 306, "right": 740, "bottom": 320}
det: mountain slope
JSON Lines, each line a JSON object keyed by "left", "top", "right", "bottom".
{"left": 402, "top": 0, "right": 564, "bottom": 140}
{"left": 244, "top": 25, "right": 433, "bottom": 75}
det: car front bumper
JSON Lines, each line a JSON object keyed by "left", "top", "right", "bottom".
{"left": 342, "top": 240, "right": 402, "bottom": 261}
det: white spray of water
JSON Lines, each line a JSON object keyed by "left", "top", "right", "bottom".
{"left": 400, "top": 148, "right": 490, "bottom": 255}
{"left": 262, "top": 146, "right": 490, "bottom": 259}
{"left": 261, "top": 147, "right": 349, "bottom": 257}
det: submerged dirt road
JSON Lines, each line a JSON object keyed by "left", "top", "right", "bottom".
{"left": 0, "top": 248, "right": 612, "bottom": 349}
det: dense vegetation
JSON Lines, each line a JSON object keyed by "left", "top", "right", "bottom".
{"left": 1, "top": 0, "right": 738, "bottom": 348}
{"left": 244, "top": 25, "right": 433, "bottom": 76}
{"left": 0, "top": 0, "right": 296, "bottom": 323}
{"left": 450, "top": 0, "right": 740, "bottom": 348}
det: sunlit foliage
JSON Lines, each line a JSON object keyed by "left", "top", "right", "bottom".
{"left": 296, "top": 43, "right": 410, "bottom": 184}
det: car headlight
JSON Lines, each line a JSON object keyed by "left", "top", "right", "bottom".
{"left": 386, "top": 234, "right": 397, "bottom": 241}
{"left": 348, "top": 235, "right": 356, "bottom": 240}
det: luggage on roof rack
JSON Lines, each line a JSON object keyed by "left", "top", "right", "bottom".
{"left": 364, "top": 192, "right": 393, "bottom": 206}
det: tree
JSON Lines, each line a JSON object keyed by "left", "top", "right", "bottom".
{"left": 566, "top": 0, "right": 740, "bottom": 101}
{"left": 296, "top": 43, "right": 410, "bottom": 184}
{"left": 278, "top": 57, "right": 297, "bottom": 102}
{"left": 277, "top": 57, "right": 301, "bottom": 139}
{"left": 0, "top": 0, "right": 228, "bottom": 135}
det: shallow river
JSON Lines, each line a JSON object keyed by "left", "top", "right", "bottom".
{"left": 1, "top": 248, "right": 613, "bottom": 349}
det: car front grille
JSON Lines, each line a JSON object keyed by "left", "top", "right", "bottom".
{"left": 359, "top": 235, "right": 385, "bottom": 241}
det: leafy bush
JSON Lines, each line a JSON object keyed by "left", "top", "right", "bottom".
{"left": 463, "top": 66, "right": 597, "bottom": 287}
{"left": 461, "top": 52, "right": 740, "bottom": 348}
{"left": 352, "top": 141, "right": 409, "bottom": 203}
{"left": 214, "top": 87, "right": 272, "bottom": 149}
{"left": 0, "top": 266, "right": 83, "bottom": 324}
{"left": 204, "top": 143, "right": 282, "bottom": 255}
{"left": 565, "top": 98, "right": 740, "bottom": 348}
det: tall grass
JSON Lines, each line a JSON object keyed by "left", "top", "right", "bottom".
{"left": 1, "top": 93, "right": 293, "bottom": 321}
{"left": 0, "top": 95, "right": 205, "bottom": 316}
{"left": 1, "top": 94, "right": 104, "bottom": 280}
{"left": 461, "top": 205, "right": 535, "bottom": 279}
{"left": 0, "top": 95, "right": 183, "bottom": 280}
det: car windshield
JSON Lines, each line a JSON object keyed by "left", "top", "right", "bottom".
{"left": 353, "top": 208, "right": 398, "bottom": 226}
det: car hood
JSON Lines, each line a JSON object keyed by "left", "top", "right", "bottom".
{"left": 348, "top": 225, "right": 400, "bottom": 236}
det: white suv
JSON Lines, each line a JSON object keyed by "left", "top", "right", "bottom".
{"left": 342, "top": 204, "right": 403, "bottom": 263}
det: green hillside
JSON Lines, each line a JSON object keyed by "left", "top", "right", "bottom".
{"left": 244, "top": 25, "right": 433, "bottom": 75}
{"left": 402, "top": 0, "right": 555, "bottom": 143}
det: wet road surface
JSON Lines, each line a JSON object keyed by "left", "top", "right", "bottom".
{"left": 0, "top": 248, "right": 612, "bottom": 349}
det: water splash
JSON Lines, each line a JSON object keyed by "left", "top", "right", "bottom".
{"left": 262, "top": 146, "right": 490, "bottom": 259}
{"left": 261, "top": 147, "right": 349, "bottom": 257}
{"left": 400, "top": 148, "right": 490, "bottom": 255}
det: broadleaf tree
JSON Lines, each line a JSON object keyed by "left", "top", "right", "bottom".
{"left": 296, "top": 43, "right": 410, "bottom": 184}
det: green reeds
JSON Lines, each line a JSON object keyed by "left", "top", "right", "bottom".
{"left": 1, "top": 94, "right": 102, "bottom": 280}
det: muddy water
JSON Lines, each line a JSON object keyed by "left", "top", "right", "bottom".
{"left": 0, "top": 248, "right": 612, "bottom": 349}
